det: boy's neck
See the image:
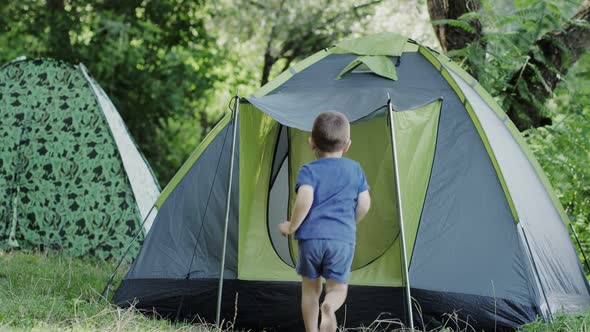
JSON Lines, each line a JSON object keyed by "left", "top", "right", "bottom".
{"left": 316, "top": 150, "right": 344, "bottom": 159}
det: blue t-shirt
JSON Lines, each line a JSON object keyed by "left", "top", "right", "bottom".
{"left": 295, "top": 157, "right": 369, "bottom": 245}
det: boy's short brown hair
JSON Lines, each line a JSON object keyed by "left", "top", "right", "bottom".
{"left": 311, "top": 112, "right": 350, "bottom": 152}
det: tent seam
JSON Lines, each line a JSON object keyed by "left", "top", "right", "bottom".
{"left": 77, "top": 63, "right": 145, "bottom": 232}
{"left": 419, "top": 46, "right": 520, "bottom": 222}
{"left": 155, "top": 114, "right": 231, "bottom": 208}
{"left": 408, "top": 101, "right": 443, "bottom": 268}
{"left": 185, "top": 119, "right": 232, "bottom": 278}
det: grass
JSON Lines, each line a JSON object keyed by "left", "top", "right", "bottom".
{"left": 1, "top": 250, "right": 589, "bottom": 331}
{"left": 0, "top": 251, "right": 214, "bottom": 331}
{"left": 520, "top": 312, "right": 590, "bottom": 332}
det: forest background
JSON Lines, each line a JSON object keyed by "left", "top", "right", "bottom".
{"left": 2, "top": 0, "right": 589, "bottom": 258}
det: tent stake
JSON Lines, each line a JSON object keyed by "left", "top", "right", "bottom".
{"left": 216, "top": 94, "right": 240, "bottom": 328}
{"left": 387, "top": 94, "right": 414, "bottom": 331}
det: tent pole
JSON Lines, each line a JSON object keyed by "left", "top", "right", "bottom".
{"left": 569, "top": 223, "right": 590, "bottom": 275}
{"left": 387, "top": 94, "right": 414, "bottom": 331}
{"left": 101, "top": 205, "right": 156, "bottom": 298}
{"left": 520, "top": 225, "right": 553, "bottom": 320}
{"left": 216, "top": 94, "right": 239, "bottom": 328}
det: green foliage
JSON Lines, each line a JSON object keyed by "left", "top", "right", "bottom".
{"left": 210, "top": 0, "right": 380, "bottom": 85}
{"left": 432, "top": 18, "right": 478, "bottom": 34}
{"left": 438, "top": 0, "right": 590, "bottom": 261}
{"left": 526, "top": 53, "right": 590, "bottom": 260}
{"left": 444, "top": 0, "right": 579, "bottom": 90}
{"left": 0, "top": 251, "right": 213, "bottom": 330}
{"left": 77, "top": 2, "right": 225, "bottom": 186}
{"left": 520, "top": 310, "right": 590, "bottom": 331}
{"left": 2, "top": 2, "right": 588, "bottom": 252}
{"left": 0, "top": 1, "right": 224, "bottom": 186}
{"left": 0, "top": 1, "right": 390, "bottom": 186}
{"left": 437, "top": 0, "right": 582, "bottom": 129}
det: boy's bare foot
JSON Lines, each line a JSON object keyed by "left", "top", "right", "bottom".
{"left": 319, "top": 302, "right": 337, "bottom": 332}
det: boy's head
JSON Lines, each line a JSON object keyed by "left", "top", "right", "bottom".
{"left": 310, "top": 112, "right": 351, "bottom": 153}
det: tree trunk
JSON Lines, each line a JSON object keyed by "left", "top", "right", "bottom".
{"left": 506, "top": 1, "right": 590, "bottom": 130}
{"left": 259, "top": 0, "right": 286, "bottom": 86}
{"left": 261, "top": 50, "right": 275, "bottom": 86}
{"left": 258, "top": 0, "right": 380, "bottom": 86}
{"left": 427, "top": 0, "right": 484, "bottom": 53}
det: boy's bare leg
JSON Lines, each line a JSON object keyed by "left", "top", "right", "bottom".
{"left": 320, "top": 280, "right": 348, "bottom": 332}
{"left": 302, "top": 277, "right": 323, "bottom": 332}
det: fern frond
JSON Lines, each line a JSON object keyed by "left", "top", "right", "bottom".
{"left": 457, "top": 11, "right": 482, "bottom": 22}
{"left": 545, "top": 14, "right": 567, "bottom": 32}
{"left": 431, "top": 19, "right": 477, "bottom": 34}
{"left": 514, "top": 8, "right": 537, "bottom": 19}
{"left": 527, "top": 62, "right": 553, "bottom": 93}
{"left": 529, "top": 46, "right": 562, "bottom": 76}
{"left": 545, "top": 2, "right": 563, "bottom": 17}
{"left": 569, "top": 20, "right": 590, "bottom": 29}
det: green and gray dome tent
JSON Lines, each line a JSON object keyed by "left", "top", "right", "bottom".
{"left": 113, "top": 33, "right": 590, "bottom": 330}
{"left": 0, "top": 58, "right": 160, "bottom": 258}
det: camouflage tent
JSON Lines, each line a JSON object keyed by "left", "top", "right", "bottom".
{"left": 0, "top": 58, "right": 160, "bottom": 258}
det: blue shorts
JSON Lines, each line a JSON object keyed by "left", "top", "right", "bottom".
{"left": 296, "top": 239, "right": 355, "bottom": 284}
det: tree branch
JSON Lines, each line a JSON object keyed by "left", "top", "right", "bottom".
{"left": 354, "top": 0, "right": 383, "bottom": 10}
{"left": 247, "top": 0, "right": 267, "bottom": 10}
{"left": 506, "top": 0, "right": 590, "bottom": 130}
{"left": 260, "top": 0, "right": 381, "bottom": 85}
{"left": 260, "top": 0, "right": 286, "bottom": 85}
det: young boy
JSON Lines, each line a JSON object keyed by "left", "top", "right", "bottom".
{"left": 279, "top": 112, "right": 371, "bottom": 332}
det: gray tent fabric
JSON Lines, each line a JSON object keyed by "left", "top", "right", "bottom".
{"left": 409, "top": 97, "right": 534, "bottom": 304}
{"left": 270, "top": 125, "right": 289, "bottom": 183}
{"left": 114, "top": 35, "right": 590, "bottom": 331}
{"left": 247, "top": 53, "right": 444, "bottom": 130}
{"left": 125, "top": 122, "right": 239, "bottom": 279}
{"left": 447, "top": 68, "right": 590, "bottom": 313}
{"left": 268, "top": 156, "right": 293, "bottom": 267}
{"left": 251, "top": 50, "right": 537, "bottom": 307}
{"left": 268, "top": 125, "right": 295, "bottom": 267}
{"left": 390, "top": 57, "right": 535, "bottom": 307}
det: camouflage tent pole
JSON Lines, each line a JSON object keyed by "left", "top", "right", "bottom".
{"left": 216, "top": 93, "right": 240, "bottom": 328}
{"left": 387, "top": 94, "right": 414, "bottom": 330}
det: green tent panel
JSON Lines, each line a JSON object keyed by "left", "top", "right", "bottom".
{"left": 336, "top": 55, "right": 398, "bottom": 81}
{"left": 0, "top": 58, "right": 160, "bottom": 258}
{"left": 331, "top": 31, "right": 408, "bottom": 56}
{"left": 114, "top": 33, "right": 590, "bottom": 331}
{"left": 287, "top": 100, "right": 440, "bottom": 283}
{"left": 238, "top": 103, "right": 290, "bottom": 280}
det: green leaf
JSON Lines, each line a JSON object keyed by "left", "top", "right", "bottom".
{"left": 457, "top": 11, "right": 482, "bottom": 22}
{"left": 515, "top": 0, "right": 537, "bottom": 9}
{"left": 431, "top": 19, "right": 477, "bottom": 34}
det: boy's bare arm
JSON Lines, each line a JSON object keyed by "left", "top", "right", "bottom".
{"left": 279, "top": 185, "right": 314, "bottom": 235}
{"left": 355, "top": 190, "right": 371, "bottom": 223}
